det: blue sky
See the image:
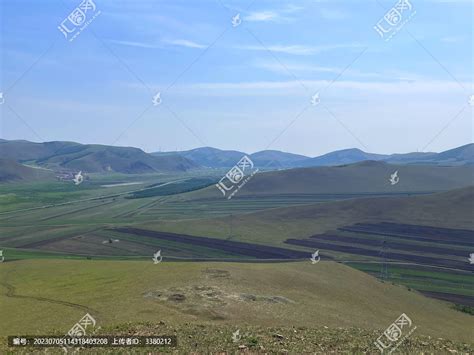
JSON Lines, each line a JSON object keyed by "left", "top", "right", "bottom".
{"left": 0, "top": 0, "right": 472, "bottom": 156}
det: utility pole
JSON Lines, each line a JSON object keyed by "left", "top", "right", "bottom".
{"left": 380, "top": 239, "right": 389, "bottom": 280}
{"left": 228, "top": 213, "right": 233, "bottom": 240}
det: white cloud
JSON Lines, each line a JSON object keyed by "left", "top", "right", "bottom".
{"left": 245, "top": 11, "right": 280, "bottom": 22}
{"left": 108, "top": 40, "right": 160, "bottom": 49}
{"left": 163, "top": 39, "right": 206, "bottom": 49}
{"left": 108, "top": 38, "right": 206, "bottom": 49}
{"left": 243, "top": 4, "right": 304, "bottom": 23}
{"left": 235, "top": 43, "right": 363, "bottom": 55}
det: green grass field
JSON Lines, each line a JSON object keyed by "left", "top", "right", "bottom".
{"left": 0, "top": 259, "right": 473, "bottom": 353}
{"left": 1, "top": 174, "right": 473, "bottom": 353}
{"left": 348, "top": 263, "right": 474, "bottom": 297}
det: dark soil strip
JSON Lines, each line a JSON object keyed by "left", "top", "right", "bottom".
{"left": 418, "top": 291, "right": 474, "bottom": 307}
{"left": 309, "top": 234, "right": 469, "bottom": 257}
{"left": 112, "top": 227, "right": 312, "bottom": 259}
{"left": 340, "top": 223, "right": 474, "bottom": 247}
{"left": 377, "top": 222, "right": 474, "bottom": 239}
{"left": 285, "top": 239, "right": 472, "bottom": 271}
{"left": 339, "top": 229, "right": 474, "bottom": 248}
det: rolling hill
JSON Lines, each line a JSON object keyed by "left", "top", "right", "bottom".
{"left": 0, "top": 139, "right": 78, "bottom": 161}
{"left": 0, "top": 259, "right": 472, "bottom": 346}
{"left": 2, "top": 139, "right": 472, "bottom": 175}
{"left": 159, "top": 186, "right": 474, "bottom": 249}
{"left": 296, "top": 148, "right": 387, "bottom": 167}
{"left": 152, "top": 147, "right": 308, "bottom": 168}
{"left": 386, "top": 143, "right": 474, "bottom": 165}
{"left": 250, "top": 150, "right": 309, "bottom": 168}
{"left": 0, "top": 159, "right": 54, "bottom": 182}
{"left": 152, "top": 144, "right": 474, "bottom": 168}
{"left": 184, "top": 160, "right": 474, "bottom": 200}
{"left": 0, "top": 139, "right": 197, "bottom": 173}
{"left": 152, "top": 147, "right": 245, "bottom": 168}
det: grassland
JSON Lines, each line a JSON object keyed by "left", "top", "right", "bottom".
{"left": 0, "top": 259, "right": 473, "bottom": 353}
{"left": 182, "top": 162, "right": 474, "bottom": 200}
{"left": 1, "top": 168, "right": 473, "bottom": 352}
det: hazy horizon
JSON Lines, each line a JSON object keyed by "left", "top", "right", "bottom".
{"left": 2, "top": 136, "right": 471, "bottom": 157}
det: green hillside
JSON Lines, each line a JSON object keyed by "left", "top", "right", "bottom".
{"left": 0, "top": 139, "right": 197, "bottom": 173}
{"left": 0, "top": 260, "right": 472, "bottom": 348}
{"left": 182, "top": 161, "right": 474, "bottom": 200}
{"left": 0, "top": 159, "right": 54, "bottom": 183}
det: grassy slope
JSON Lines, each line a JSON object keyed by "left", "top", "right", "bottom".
{"left": 0, "top": 260, "right": 472, "bottom": 343}
{"left": 349, "top": 263, "right": 474, "bottom": 297}
{"left": 181, "top": 162, "right": 474, "bottom": 200}
{"left": 0, "top": 159, "right": 54, "bottom": 183}
{"left": 2, "top": 187, "right": 472, "bottom": 259}
{"left": 0, "top": 139, "right": 198, "bottom": 173}
{"left": 140, "top": 186, "right": 474, "bottom": 248}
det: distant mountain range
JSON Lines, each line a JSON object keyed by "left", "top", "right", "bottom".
{"left": 152, "top": 147, "right": 309, "bottom": 168}
{"left": 0, "top": 139, "right": 197, "bottom": 174}
{"left": 1, "top": 139, "right": 472, "bottom": 182}
{"left": 152, "top": 144, "right": 474, "bottom": 168}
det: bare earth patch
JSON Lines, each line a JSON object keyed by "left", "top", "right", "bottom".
{"left": 143, "top": 285, "right": 296, "bottom": 320}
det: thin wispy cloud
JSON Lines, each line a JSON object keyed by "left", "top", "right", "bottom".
{"left": 166, "top": 79, "right": 471, "bottom": 97}
{"left": 3, "top": 0, "right": 471, "bottom": 154}
{"left": 108, "top": 40, "right": 161, "bottom": 49}
{"left": 244, "top": 4, "right": 304, "bottom": 23}
{"left": 253, "top": 61, "right": 424, "bottom": 81}
{"left": 163, "top": 39, "right": 206, "bottom": 49}
{"left": 108, "top": 38, "right": 206, "bottom": 49}
{"left": 255, "top": 61, "right": 340, "bottom": 74}
{"left": 235, "top": 43, "right": 364, "bottom": 55}
{"left": 245, "top": 11, "right": 279, "bottom": 22}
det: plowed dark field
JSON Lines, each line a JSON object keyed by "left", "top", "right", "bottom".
{"left": 339, "top": 222, "right": 474, "bottom": 247}
{"left": 285, "top": 238, "right": 471, "bottom": 271}
{"left": 112, "top": 227, "right": 314, "bottom": 260}
{"left": 308, "top": 234, "right": 468, "bottom": 257}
